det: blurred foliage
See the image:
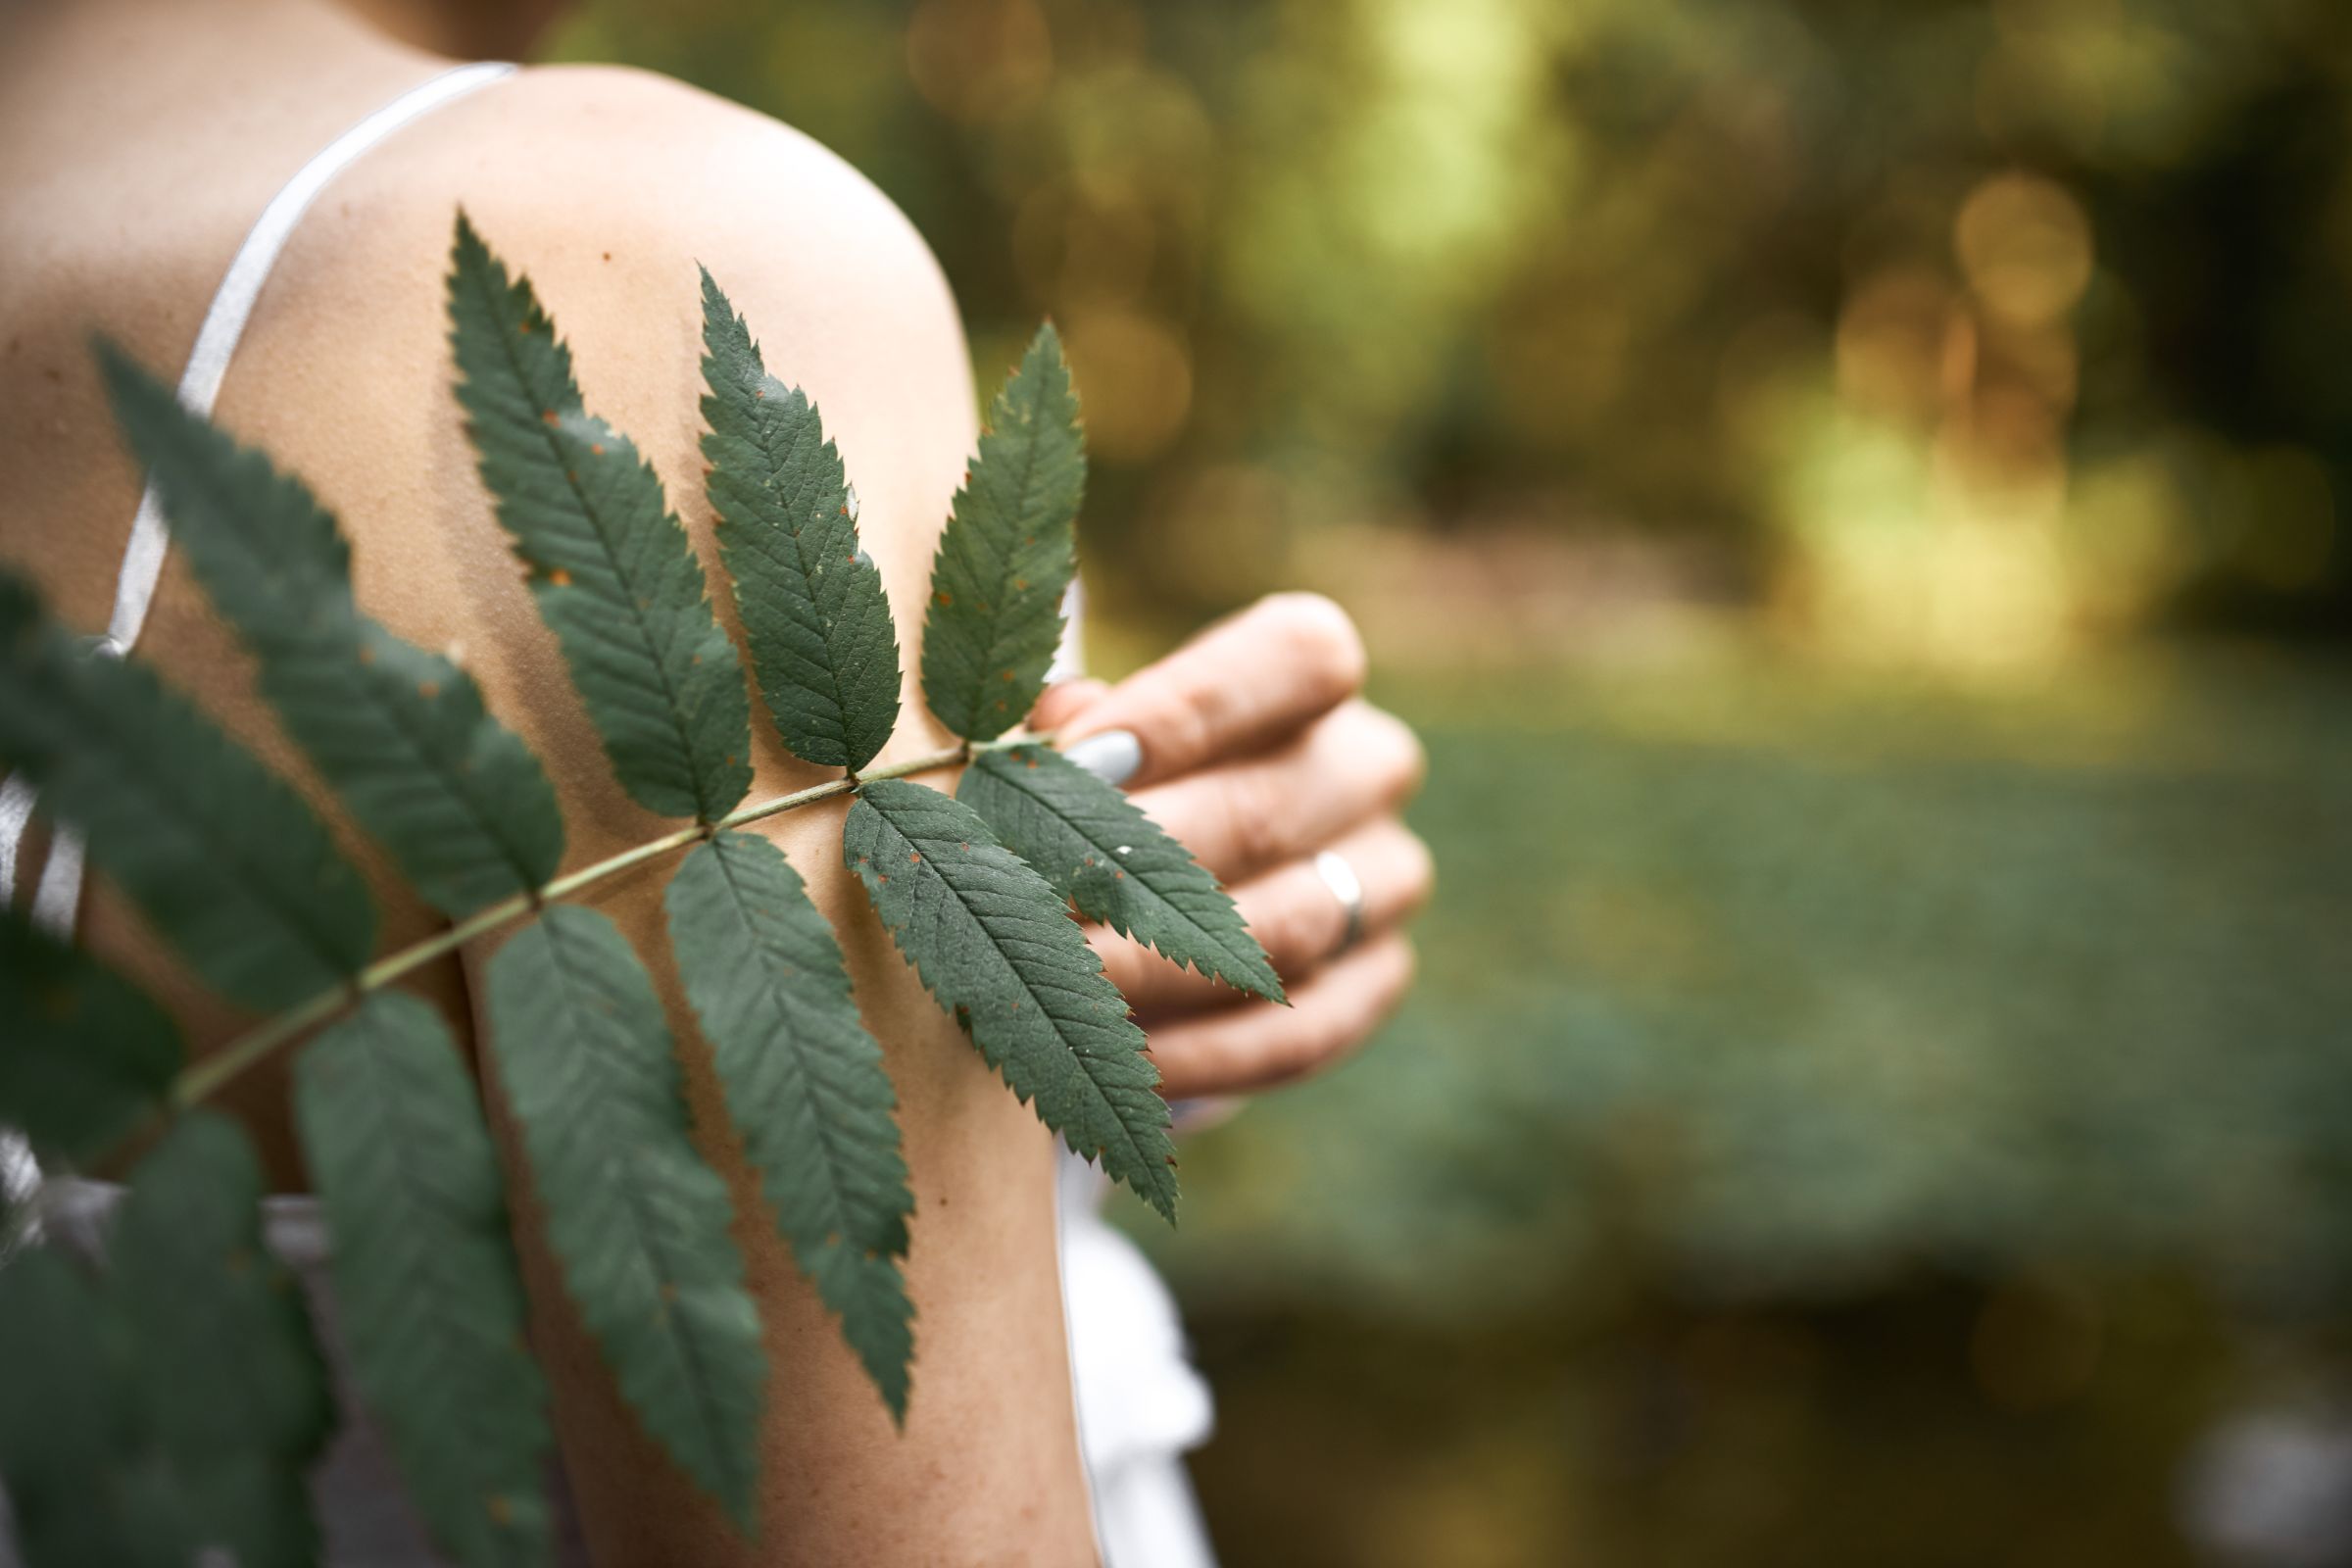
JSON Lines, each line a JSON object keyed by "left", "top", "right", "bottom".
{"left": 1168, "top": 655, "right": 2352, "bottom": 1322}
{"left": 1158, "top": 653, "right": 2352, "bottom": 1563}
{"left": 548, "top": 2, "right": 2352, "bottom": 1559}
{"left": 559, "top": 0, "right": 2352, "bottom": 659}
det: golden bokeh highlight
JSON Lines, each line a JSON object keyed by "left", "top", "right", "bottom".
{"left": 1957, "top": 174, "right": 2097, "bottom": 326}
{"left": 1058, "top": 305, "right": 1193, "bottom": 463}
{"left": 905, "top": 0, "right": 1053, "bottom": 125}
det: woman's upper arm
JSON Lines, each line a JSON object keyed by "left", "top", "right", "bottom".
{"left": 229, "top": 66, "right": 1098, "bottom": 1562}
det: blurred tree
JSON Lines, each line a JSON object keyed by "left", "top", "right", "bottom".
{"left": 562, "top": 0, "right": 2352, "bottom": 646}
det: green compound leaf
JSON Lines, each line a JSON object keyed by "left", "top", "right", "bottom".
{"left": 0, "top": 911, "right": 181, "bottom": 1164}
{"left": 0, "top": 1250, "right": 123, "bottom": 1499}
{"left": 113, "top": 1113, "right": 336, "bottom": 1568}
{"left": 485, "top": 905, "right": 763, "bottom": 1528}
{"left": 448, "top": 214, "right": 753, "bottom": 823}
{"left": 0, "top": 1128, "right": 335, "bottom": 1568}
{"left": 960, "top": 743, "right": 1285, "bottom": 1004}
{"left": 99, "top": 345, "right": 564, "bottom": 920}
{"left": 0, "top": 1250, "right": 233, "bottom": 1568}
{"left": 0, "top": 573, "right": 375, "bottom": 1010}
{"left": 666, "top": 829, "right": 916, "bottom": 1421}
{"left": 699, "top": 274, "right": 903, "bottom": 773}
{"left": 919, "top": 324, "right": 1086, "bottom": 744}
{"left": 296, "top": 993, "right": 554, "bottom": 1568}
{"left": 0, "top": 1250, "right": 158, "bottom": 1568}
{"left": 844, "top": 779, "right": 1176, "bottom": 1221}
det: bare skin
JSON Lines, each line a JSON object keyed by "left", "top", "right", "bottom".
{"left": 0, "top": 0, "right": 1431, "bottom": 1560}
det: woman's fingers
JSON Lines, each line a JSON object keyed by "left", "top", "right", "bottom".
{"left": 1129, "top": 699, "right": 1425, "bottom": 884}
{"left": 1053, "top": 593, "right": 1366, "bottom": 789}
{"left": 1146, "top": 935, "right": 1417, "bottom": 1099}
{"left": 1027, "top": 677, "right": 1109, "bottom": 734}
{"left": 1096, "top": 817, "right": 1434, "bottom": 1012}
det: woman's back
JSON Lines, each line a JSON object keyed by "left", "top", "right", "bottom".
{"left": 0, "top": 1, "right": 1102, "bottom": 1558}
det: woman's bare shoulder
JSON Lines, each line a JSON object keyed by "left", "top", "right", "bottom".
{"left": 419, "top": 63, "right": 962, "bottom": 365}
{"left": 338, "top": 60, "right": 978, "bottom": 501}
{"left": 234, "top": 61, "right": 981, "bottom": 767}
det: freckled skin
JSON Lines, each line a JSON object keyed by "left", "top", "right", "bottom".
{"left": 0, "top": 1, "right": 1100, "bottom": 1560}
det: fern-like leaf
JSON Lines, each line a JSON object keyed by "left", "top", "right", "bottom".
{"left": 666, "top": 829, "right": 916, "bottom": 1419}
{"left": 843, "top": 779, "right": 1176, "bottom": 1220}
{"left": 699, "top": 274, "right": 903, "bottom": 773}
{"left": 484, "top": 906, "right": 764, "bottom": 1527}
{"left": 960, "top": 742, "right": 1285, "bottom": 1004}
{"left": 447, "top": 214, "right": 752, "bottom": 822}
{"left": 0, "top": 573, "right": 375, "bottom": 1009}
{"left": 99, "top": 346, "right": 564, "bottom": 919}
{"left": 296, "top": 993, "right": 554, "bottom": 1568}
{"left": 0, "top": 1250, "right": 155, "bottom": 1568}
{"left": 919, "top": 325, "right": 1085, "bottom": 743}
{"left": 0, "top": 1126, "right": 337, "bottom": 1568}
{"left": 0, "top": 1250, "right": 241, "bottom": 1568}
{"left": 112, "top": 1113, "right": 335, "bottom": 1568}
{"left": 0, "top": 912, "right": 180, "bottom": 1163}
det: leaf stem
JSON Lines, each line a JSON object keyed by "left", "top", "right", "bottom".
{"left": 169, "top": 737, "right": 1013, "bottom": 1114}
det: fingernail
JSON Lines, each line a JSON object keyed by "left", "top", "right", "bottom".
{"left": 1168, "top": 1097, "right": 1242, "bottom": 1135}
{"left": 1062, "top": 728, "right": 1142, "bottom": 787}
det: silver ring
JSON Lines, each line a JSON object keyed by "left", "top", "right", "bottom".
{"left": 1312, "top": 849, "right": 1366, "bottom": 955}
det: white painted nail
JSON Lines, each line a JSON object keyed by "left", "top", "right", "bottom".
{"left": 1063, "top": 728, "right": 1142, "bottom": 787}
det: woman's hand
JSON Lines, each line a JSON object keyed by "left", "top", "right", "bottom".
{"left": 1030, "top": 593, "right": 1433, "bottom": 1100}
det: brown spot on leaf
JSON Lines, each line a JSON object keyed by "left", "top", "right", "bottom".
{"left": 547, "top": 567, "right": 573, "bottom": 588}
{"left": 541, "top": 410, "right": 559, "bottom": 425}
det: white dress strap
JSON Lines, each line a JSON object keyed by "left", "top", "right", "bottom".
{"left": 0, "top": 60, "right": 515, "bottom": 935}
{"left": 104, "top": 59, "right": 515, "bottom": 658}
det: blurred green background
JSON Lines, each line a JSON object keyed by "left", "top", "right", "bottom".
{"left": 557, "top": 3, "right": 2352, "bottom": 1562}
